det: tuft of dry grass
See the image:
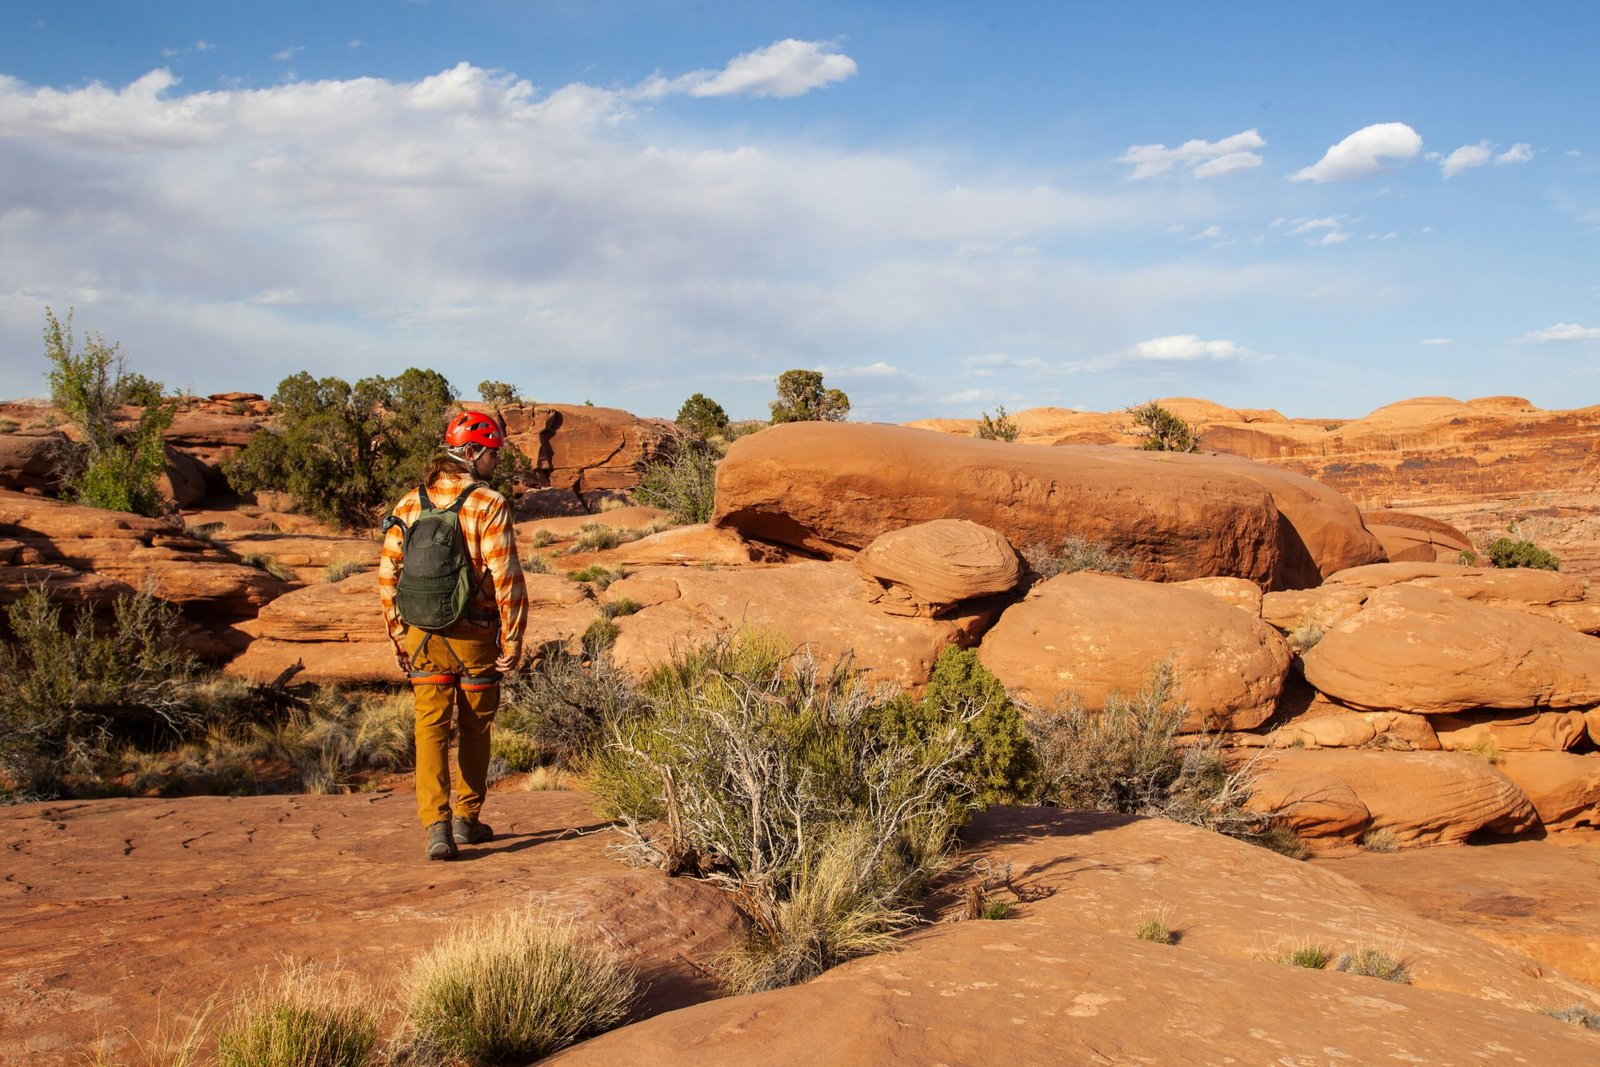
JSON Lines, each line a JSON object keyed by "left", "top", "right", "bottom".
{"left": 240, "top": 551, "right": 295, "bottom": 583}
{"left": 323, "top": 558, "right": 369, "bottom": 583}
{"left": 1335, "top": 946, "right": 1411, "bottom": 984}
{"left": 403, "top": 912, "right": 636, "bottom": 1064}
{"left": 522, "top": 765, "right": 573, "bottom": 791}
{"left": 1268, "top": 940, "right": 1333, "bottom": 969}
{"left": 1465, "top": 733, "right": 1504, "bottom": 765}
{"left": 1360, "top": 827, "right": 1399, "bottom": 853}
{"left": 214, "top": 960, "right": 377, "bottom": 1067}
{"left": 1133, "top": 908, "right": 1177, "bottom": 945}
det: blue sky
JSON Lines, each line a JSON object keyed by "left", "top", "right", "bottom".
{"left": 1, "top": 2, "right": 1597, "bottom": 421}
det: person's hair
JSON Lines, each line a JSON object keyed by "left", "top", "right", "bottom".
{"left": 424, "top": 450, "right": 473, "bottom": 483}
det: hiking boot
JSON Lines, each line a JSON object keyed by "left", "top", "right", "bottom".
{"left": 452, "top": 816, "right": 494, "bottom": 846}
{"left": 426, "top": 820, "right": 458, "bottom": 861}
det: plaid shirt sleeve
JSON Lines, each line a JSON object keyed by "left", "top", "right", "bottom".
{"left": 468, "top": 487, "right": 528, "bottom": 650}
{"left": 377, "top": 491, "right": 417, "bottom": 645}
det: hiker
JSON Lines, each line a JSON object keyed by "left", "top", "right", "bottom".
{"left": 379, "top": 410, "right": 527, "bottom": 860}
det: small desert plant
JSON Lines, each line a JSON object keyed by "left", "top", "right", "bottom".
{"left": 323, "top": 558, "right": 369, "bottom": 583}
{"left": 1539, "top": 1004, "right": 1600, "bottom": 1030}
{"left": 632, "top": 440, "right": 719, "bottom": 524}
{"left": 1335, "top": 947, "right": 1411, "bottom": 983}
{"left": 599, "top": 597, "right": 640, "bottom": 619}
{"left": 590, "top": 633, "right": 984, "bottom": 991}
{"left": 522, "top": 552, "right": 551, "bottom": 575}
{"left": 1022, "top": 535, "right": 1133, "bottom": 579}
{"left": 477, "top": 379, "right": 520, "bottom": 407}
{"left": 1486, "top": 525, "right": 1560, "bottom": 571}
{"left": 1027, "top": 662, "right": 1277, "bottom": 847}
{"left": 522, "top": 765, "right": 572, "bottom": 791}
{"left": 530, "top": 528, "right": 556, "bottom": 548}
{"left": 490, "top": 728, "right": 543, "bottom": 774}
{"left": 976, "top": 897, "right": 1014, "bottom": 920}
{"left": 1457, "top": 549, "right": 1479, "bottom": 566}
{"left": 569, "top": 564, "right": 625, "bottom": 590}
{"left": 241, "top": 551, "right": 295, "bottom": 583}
{"left": 1126, "top": 400, "right": 1200, "bottom": 453}
{"left": 1360, "top": 827, "right": 1399, "bottom": 853}
{"left": 583, "top": 617, "right": 620, "bottom": 650}
{"left": 496, "top": 644, "right": 644, "bottom": 770}
{"left": 569, "top": 522, "right": 622, "bottom": 554}
{"left": 1465, "top": 733, "right": 1504, "bottom": 765}
{"left": 253, "top": 690, "right": 414, "bottom": 792}
{"left": 1286, "top": 622, "right": 1323, "bottom": 652}
{"left": 0, "top": 585, "right": 198, "bottom": 793}
{"left": 1133, "top": 911, "right": 1176, "bottom": 945}
{"left": 1271, "top": 941, "right": 1333, "bottom": 969}
{"left": 976, "top": 405, "right": 1020, "bottom": 442}
{"left": 185, "top": 521, "right": 225, "bottom": 542}
{"left": 404, "top": 912, "right": 636, "bottom": 1065}
{"left": 0, "top": 417, "right": 18, "bottom": 433}
{"left": 215, "top": 960, "right": 377, "bottom": 1067}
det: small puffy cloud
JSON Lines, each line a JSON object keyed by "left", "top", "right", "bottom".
{"left": 1496, "top": 142, "right": 1533, "bottom": 165}
{"left": 687, "top": 39, "right": 856, "bottom": 98}
{"left": 348, "top": 39, "right": 364, "bottom": 50}
{"left": 1520, "top": 323, "right": 1600, "bottom": 343}
{"left": 1288, "top": 216, "right": 1340, "bottom": 235}
{"left": 272, "top": 45, "right": 304, "bottom": 62}
{"left": 1291, "top": 122, "right": 1422, "bottom": 183}
{"left": 1192, "top": 225, "right": 1222, "bottom": 240}
{"left": 1567, "top": 149, "right": 1583, "bottom": 158}
{"left": 1125, "top": 335, "right": 1249, "bottom": 362}
{"left": 1119, "top": 128, "right": 1265, "bottom": 181}
{"left": 1308, "top": 231, "right": 1350, "bottom": 246}
{"left": 1366, "top": 231, "right": 1397, "bottom": 241}
{"left": 1441, "top": 141, "right": 1493, "bottom": 178}
{"left": 830, "top": 361, "right": 901, "bottom": 378}
{"left": 1420, "top": 337, "right": 1454, "bottom": 346}
{"left": 196, "top": 40, "right": 215, "bottom": 52}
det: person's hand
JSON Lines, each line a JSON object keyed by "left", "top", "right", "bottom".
{"left": 394, "top": 645, "right": 412, "bottom": 674}
{"left": 494, "top": 644, "right": 522, "bottom": 675}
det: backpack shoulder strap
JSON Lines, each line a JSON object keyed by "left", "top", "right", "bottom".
{"left": 416, "top": 482, "right": 436, "bottom": 511}
{"left": 444, "top": 481, "right": 485, "bottom": 514}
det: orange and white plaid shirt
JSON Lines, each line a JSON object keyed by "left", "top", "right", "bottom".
{"left": 378, "top": 471, "right": 528, "bottom": 652}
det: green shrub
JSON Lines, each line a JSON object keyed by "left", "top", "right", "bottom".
{"left": 1335, "top": 947, "right": 1411, "bottom": 984}
{"left": 568, "top": 565, "right": 624, "bottom": 590}
{"left": 768, "top": 369, "right": 850, "bottom": 424}
{"left": 569, "top": 522, "right": 622, "bottom": 553}
{"left": 252, "top": 690, "right": 414, "bottom": 793}
{"left": 1027, "top": 662, "right": 1275, "bottom": 845}
{"left": 0, "top": 586, "right": 197, "bottom": 793}
{"left": 1273, "top": 942, "right": 1333, "bottom": 969}
{"left": 1126, "top": 400, "right": 1199, "bottom": 453}
{"left": 523, "top": 552, "right": 551, "bottom": 574}
{"left": 676, "top": 392, "right": 731, "bottom": 440}
{"left": 633, "top": 441, "right": 719, "bottom": 524}
{"left": 600, "top": 597, "right": 639, "bottom": 619}
{"left": 216, "top": 961, "right": 377, "bottom": 1067}
{"left": 1022, "top": 535, "right": 1133, "bottom": 578}
{"left": 0, "top": 417, "right": 18, "bottom": 434}
{"left": 531, "top": 529, "right": 556, "bottom": 548}
{"left": 976, "top": 405, "right": 1020, "bottom": 442}
{"left": 589, "top": 633, "right": 976, "bottom": 991}
{"left": 490, "top": 729, "right": 543, "bottom": 774}
{"left": 477, "top": 379, "right": 520, "bottom": 406}
{"left": 583, "top": 617, "right": 620, "bottom": 651}
{"left": 1486, "top": 533, "right": 1559, "bottom": 571}
{"left": 43, "top": 307, "right": 176, "bottom": 516}
{"left": 224, "top": 369, "right": 539, "bottom": 528}
{"left": 404, "top": 912, "right": 636, "bottom": 1065}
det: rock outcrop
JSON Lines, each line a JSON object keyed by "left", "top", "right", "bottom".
{"left": 852, "top": 520, "right": 1023, "bottom": 617}
{"left": 977, "top": 572, "right": 1292, "bottom": 730}
{"left": 714, "top": 423, "right": 1380, "bottom": 589}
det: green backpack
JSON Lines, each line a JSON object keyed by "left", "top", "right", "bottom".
{"left": 387, "top": 482, "right": 484, "bottom": 632}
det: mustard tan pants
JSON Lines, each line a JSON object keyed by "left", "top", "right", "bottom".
{"left": 405, "top": 623, "right": 500, "bottom": 828}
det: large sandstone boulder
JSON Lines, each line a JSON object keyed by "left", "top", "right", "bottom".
{"left": 853, "top": 520, "right": 1022, "bottom": 617}
{"left": 1320, "top": 560, "right": 1600, "bottom": 635}
{"left": 606, "top": 561, "right": 999, "bottom": 690}
{"left": 1432, "top": 710, "right": 1589, "bottom": 753}
{"left": 0, "top": 429, "right": 65, "bottom": 493}
{"left": 1362, "top": 509, "right": 1474, "bottom": 563}
{"left": 1496, "top": 752, "right": 1600, "bottom": 830}
{"left": 1250, "top": 749, "right": 1538, "bottom": 847}
{"left": 1259, "top": 585, "right": 1368, "bottom": 634}
{"left": 1269, "top": 711, "right": 1440, "bottom": 751}
{"left": 976, "top": 572, "right": 1292, "bottom": 730}
{"left": 714, "top": 423, "right": 1375, "bottom": 589}
{"left": 504, "top": 403, "right": 682, "bottom": 497}
{"left": 0, "top": 490, "right": 285, "bottom": 619}
{"left": 1301, "top": 585, "right": 1600, "bottom": 714}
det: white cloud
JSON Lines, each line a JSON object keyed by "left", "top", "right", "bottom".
{"left": 196, "top": 40, "right": 215, "bottom": 52}
{"left": 348, "top": 39, "right": 364, "bottom": 50}
{"left": 1269, "top": 217, "right": 1284, "bottom": 228}
{"left": 1124, "top": 335, "right": 1250, "bottom": 362}
{"left": 1311, "top": 232, "right": 1350, "bottom": 246}
{"left": 829, "top": 361, "right": 902, "bottom": 378}
{"left": 1441, "top": 141, "right": 1493, "bottom": 178}
{"left": 1420, "top": 337, "right": 1454, "bottom": 346}
{"left": 1291, "top": 122, "right": 1422, "bottom": 182}
{"left": 1567, "top": 149, "right": 1583, "bottom": 158}
{"left": 272, "top": 45, "right": 304, "bottom": 62}
{"left": 1288, "top": 216, "right": 1340, "bottom": 235}
{"left": 1495, "top": 142, "right": 1533, "bottom": 165}
{"left": 686, "top": 39, "right": 856, "bottom": 98}
{"left": 1520, "top": 323, "right": 1600, "bottom": 343}
{"left": 1119, "top": 128, "right": 1265, "bottom": 181}
{"left": 1192, "top": 225, "right": 1222, "bottom": 240}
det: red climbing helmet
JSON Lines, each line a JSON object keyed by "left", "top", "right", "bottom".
{"left": 443, "top": 410, "right": 504, "bottom": 450}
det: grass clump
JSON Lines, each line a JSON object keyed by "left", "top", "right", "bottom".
{"left": 1335, "top": 947, "right": 1411, "bottom": 984}
{"left": 589, "top": 633, "right": 1014, "bottom": 992}
{"left": 1286, "top": 622, "right": 1323, "bottom": 653}
{"left": 404, "top": 912, "right": 636, "bottom": 1065}
{"left": 531, "top": 528, "right": 556, "bottom": 548}
{"left": 1027, "top": 662, "right": 1285, "bottom": 850}
{"left": 1360, "top": 827, "right": 1399, "bottom": 853}
{"left": 583, "top": 617, "right": 620, "bottom": 650}
{"left": 1021, "top": 535, "right": 1133, "bottom": 579}
{"left": 1133, "top": 913, "right": 1176, "bottom": 945}
{"left": 569, "top": 522, "right": 622, "bottom": 554}
{"left": 185, "top": 521, "right": 226, "bottom": 542}
{"left": 323, "top": 558, "right": 369, "bottom": 583}
{"left": 241, "top": 551, "right": 295, "bottom": 583}
{"left": 632, "top": 440, "right": 719, "bottom": 524}
{"left": 522, "top": 552, "right": 551, "bottom": 575}
{"left": 1540, "top": 1004, "right": 1600, "bottom": 1030}
{"left": 599, "top": 596, "right": 640, "bottom": 620}
{"left": 1466, "top": 733, "right": 1504, "bottom": 765}
{"left": 1271, "top": 941, "right": 1333, "bottom": 969}
{"left": 253, "top": 690, "right": 414, "bottom": 793}
{"left": 215, "top": 961, "right": 377, "bottom": 1067}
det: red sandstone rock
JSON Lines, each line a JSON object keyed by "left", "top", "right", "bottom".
{"left": 609, "top": 561, "right": 998, "bottom": 691}
{"left": 1251, "top": 749, "right": 1538, "bottom": 847}
{"left": 1259, "top": 584, "right": 1368, "bottom": 633}
{"left": 1363, "top": 509, "right": 1474, "bottom": 563}
{"left": 0, "top": 489, "right": 285, "bottom": 619}
{"left": 1432, "top": 710, "right": 1589, "bottom": 753}
{"left": 1269, "top": 711, "right": 1440, "bottom": 751}
{"left": 1172, "top": 575, "right": 1263, "bottom": 615}
{"left": 977, "top": 572, "right": 1291, "bottom": 730}
{"left": 0, "top": 429, "right": 65, "bottom": 493}
{"left": 608, "top": 524, "right": 797, "bottom": 567}
{"left": 853, "top": 520, "right": 1023, "bottom": 617}
{"left": 1497, "top": 752, "right": 1600, "bottom": 831}
{"left": 506, "top": 403, "right": 682, "bottom": 495}
{"left": 714, "top": 422, "right": 1357, "bottom": 589}
{"left": 1301, "top": 585, "right": 1600, "bottom": 714}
